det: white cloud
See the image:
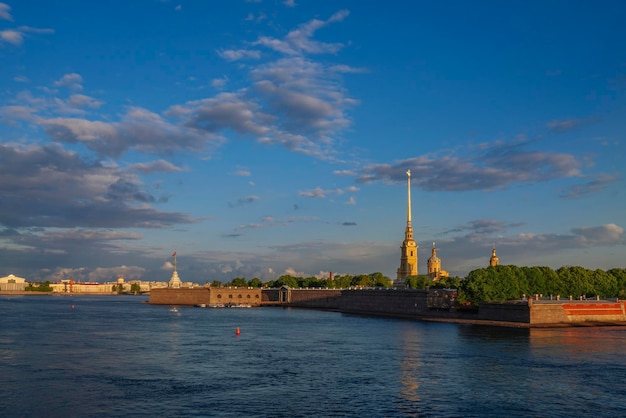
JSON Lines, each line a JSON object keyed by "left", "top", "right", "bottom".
{"left": 299, "top": 186, "right": 355, "bottom": 199}
{"left": 572, "top": 223, "right": 624, "bottom": 245}
{"left": 0, "top": 29, "right": 22, "bottom": 45}
{"left": 68, "top": 94, "right": 103, "bottom": 109}
{"left": 88, "top": 265, "right": 146, "bottom": 281}
{"left": 284, "top": 267, "right": 305, "bottom": 277}
{"left": 253, "top": 10, "right": 349, "bottom": 56}
{"left": 0, "top": 3, "right": 13, "bottom": 21}
{"left": 54, "top": 73, "right": 84, "bottom": 90}
{"left": 128, "top": 160, "right": 185, "bottom": 174}
{"left": 217, "top": 49, "right": 261, "bottom": 62}
{"left": 356, "top": 141, "right": 585, "bottom": 192}
{"left": 211, "top": 76, "right": 228, "bottom": 89}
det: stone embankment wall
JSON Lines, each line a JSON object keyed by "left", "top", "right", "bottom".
{"left": 529, "top": 301, "right": 626, "bottom": 324}
{"left": 149, "top": 287, "right": 626, "bottom": 326}
{"left": 281, "top": 289, "right": 626, "bottom": 326}
{"left": 339, "top": 288, "right": 429, "bottom": 316}
{"left": 209, "top": 287, "right": 262, "bottom": 306}
{"left": 478, "top": 302, "right": 531, "bottom": 323}
{"left": 149, "top": 288, "right": 262, "bottom": 306}
{"left": 149, "top": 288, "right": 211, "bottom": 305}
{"left": 262, "top": 289, "right": 280, "bottom": 303}
{"left": 286, "top": 289, "right": 342, "bottom": 309}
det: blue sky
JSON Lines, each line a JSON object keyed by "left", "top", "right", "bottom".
{"left": 1, "top": 0, "right": 624, "bottom": 283}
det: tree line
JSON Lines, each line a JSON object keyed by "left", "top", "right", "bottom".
{"left": 218, "top": 265, "right": 626, "bottom": 306}
{"left": 216, "top": 272, "right": 393, "bottom": 289}
{"left": 459, "top": 265, "right": 626, "bottom": 305}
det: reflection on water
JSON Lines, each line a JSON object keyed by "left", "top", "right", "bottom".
{"left": 399, "top": 324, "right": 422, "bottom": 405}
{"left": 1, "top": 296, "right": 626, "bottom": 417}
{"left": 529, "top": 327, "right": 626, "bottom": 361}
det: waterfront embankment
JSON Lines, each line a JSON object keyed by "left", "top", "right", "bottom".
{"left": 147, "top": 287, "right": 626, "bottom": 327}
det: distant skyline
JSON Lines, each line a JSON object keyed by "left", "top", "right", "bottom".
{"left": 1, "top": 1, "right": 625, "bottom": 283}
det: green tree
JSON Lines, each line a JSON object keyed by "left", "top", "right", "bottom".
{"left": 537, "top": 266, "right": 562, "bottom": 296}
{"left": 25, "top": 281, "right": 53, "bottom": 292}
{"left": 371, "top": 272, "right": 392, "bottom": 288}
{"left": 248, "top": 277, "right": 262, "bottom": 288}
{"left": 211, "top": 280, "right": 222, "bottom": 288}
{"left": 431, "top": 276, "right": 462, "bottom": 289}
{"left": 298, "top": 276, "right": 315, "bottom": 288}
{"left": 608, "top": 268, "right": 626, "bottom": 298}
{"left": 230, "top": 277, "right": 247, "bottom": 287}
{"left": 317, "top": 279, "right": 332, "bottom": 288}
{"left": 350, "top": 274, "right": 371, "bottom": 287}
{"left": 130, "top": 283, "right": 141, "bottom": 293}
{"left": 333, "top": 275, "right": 352, "bottom": 289}
{"left": 557, "top": 266, "right": 593, "bottom": 298}
{"left": 405, "top": 275, "right": 430, "bottom": 289}
{"left": 275, "top": 275, "right": 298, "bottom": 288}
{"left": 590, "top": 269, "right": 617, "bottom": 297}
{"left": 461, "top": 267, "right": 507, "bottom": 304}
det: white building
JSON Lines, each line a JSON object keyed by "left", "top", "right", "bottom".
{"left": 0, "top": 274, "right": 27, "bottom": 291}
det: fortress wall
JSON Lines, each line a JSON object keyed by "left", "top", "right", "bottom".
{"left": 478, "top": 302, "right": 530, "bottom": 323}
{"left": 339, "top": 289, "right": 429, "bottom": 316}
{"left": 530, "top": 301, "right": 626, "bottom": 324}
{"left": 262, "top": 289, "right": 280, "bottom": 303}
{"left": 528, "top": 303, "right": 568, "bottom": 324}
{"left": 149, "top": 288, "right": 211, "bottom": 305}
{"left": 148, "top": 287, "right": 262, "bottom": 306}
{"left": 149, "top": 287, "right": 626, "bottom": 326}
{"left": 287, "top": 289, "right": 342, "bottom": 309}
{"left": 209, "top": 288, "right": 262, "bottom": 306}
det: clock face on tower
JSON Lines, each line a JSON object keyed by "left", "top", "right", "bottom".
{"left": 408, "top": 241, "right": 416, "bottom": 247}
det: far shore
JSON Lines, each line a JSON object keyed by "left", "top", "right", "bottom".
{"left": 0, "top": 291, "right": 148, "bottom": 296}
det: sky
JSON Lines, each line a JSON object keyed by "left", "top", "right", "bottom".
{"left": 1, "top": 0, "right": 625, "bottom": 284}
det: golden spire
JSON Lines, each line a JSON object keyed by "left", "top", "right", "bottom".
{"left": 406, "top": 169, "right": 412, "bottom": 227}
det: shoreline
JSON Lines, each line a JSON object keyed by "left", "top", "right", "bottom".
{"left": 0, "top": 291, "right": 147, "bottom": 296}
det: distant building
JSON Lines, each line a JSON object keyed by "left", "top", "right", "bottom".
{"left": 51, "top": 278, "right": 115, "bottom": 293}
{"left": 490, "top": 246, "right": 500, "bottom": 267}
{"left": 0, "top": 274, "right": 27, "bottom": 291}
{"left": 427, "top": 243, "right": 449, "bottom": 281}
{"left": 396, "top": 170, "right": 418, "bottom": 285}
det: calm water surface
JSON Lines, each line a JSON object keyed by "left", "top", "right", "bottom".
{"left": 1, "top": 295, "right": 625, "bottom": 417}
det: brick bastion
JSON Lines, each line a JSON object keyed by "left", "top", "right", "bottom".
{"left": 148, "top": 287, "right": 626, "bottom": 327}
{"left": 149, "top": 287, "right": 262, "bottom": 306}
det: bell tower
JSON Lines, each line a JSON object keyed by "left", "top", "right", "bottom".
{"left": 396, "top": 170, "right": 418, "bottom": 285}
{"left": 489, "top": 246, "right": 499, "bottom": 267}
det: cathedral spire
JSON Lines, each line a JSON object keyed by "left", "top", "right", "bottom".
{"left": 407, "top": 169, "right": 412, "bottom": 227}
{"left": 396, "top": 170, "right": 418, "bottom": 284}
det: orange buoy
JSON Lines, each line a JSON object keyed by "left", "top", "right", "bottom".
{"left": 71, "top": 305, "right": 75, "bottom": 309}
{"left": 235, "top": 327, "right": 241, "bottom": 336}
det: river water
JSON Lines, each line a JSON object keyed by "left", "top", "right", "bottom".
{"left": 1, "top": 295, "right": 625, "bottom": 417}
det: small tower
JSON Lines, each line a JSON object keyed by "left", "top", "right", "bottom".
{"left": 396, "top": 170, "right": 418, "bottom": 285}
{"left": 489, "top": 246, "right": 499, "bottom": 267}
{"left": 169, "top": 251, "right": 182, "bottom": 288}
{"left": 427, "top": 242, "right": 449, "bottom": 281}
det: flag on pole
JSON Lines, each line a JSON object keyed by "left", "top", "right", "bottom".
{"left": 172, "top": 251, "right": 176, "bottom": 257}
